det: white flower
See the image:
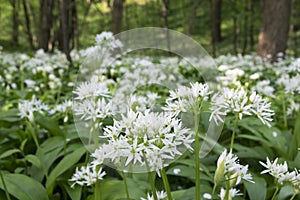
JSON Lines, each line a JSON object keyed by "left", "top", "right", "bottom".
{"left": 260, "top": 157, "right": 291, "bottom": 184}
{"left": 215, "top": 149, "right": 254, "bottom": 186}
{"left": 163, "top": 82, "right": 210, "bottom": 116}
{"left": 73, "top": 80, "right": 110, "bottom": 100}
{"left": 69, "top": 164, "right": 106, "bottom": 188}
{"left": 18, "top": 96, "right": 49, "bottom": 122}
{"left": 92, "top": 109, "right": 193, "bottom": 173}
{"left": 210, "top": 88, "right": 274, "bottom": 127}
{"left": 140, "top": 190, "right": 167, "bottom": 200}
{"left": 219, "top": 188, "right": 242, "bottom": 200}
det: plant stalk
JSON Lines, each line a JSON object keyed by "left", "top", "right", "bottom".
{"left": 194, "top": 111, "right": 201, "bottom": 200}
{"left": 271, "top": 187, "right": 279, "bottom": 200}
{"left": 229, "top": 114, "right": 239, "bottom": 153}
{"left": 161, "top": 168, "right": 172, "bottom": 200}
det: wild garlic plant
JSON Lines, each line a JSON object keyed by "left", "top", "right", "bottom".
{"left": 212, "top": 149, "right": 253, "bottom": 200}
{"left": 260, "top": 157, "right": 300, "bottom": 200}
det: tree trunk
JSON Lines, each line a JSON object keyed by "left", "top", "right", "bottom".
{"left": 242, "top": 0, "right": 249, "bottom": 55}
{"left": 11, "top": 0, "right": 19, "bottom": 45}
{"left": 39, "top": 0, "right": 54, "bottom": 51}
{"left": 22, "top": 0, "right": 35, "bottom": 50}
{"left": 59, "top": 0, "right": 72, "bottom": 64}
{"left": 162, "top": 0, "right": 170, "bottom": 52}
{"left": 257, "top": 0, "right": 292, "bottom": 61}
{"left": 111, "top": 0, "right": 124, "bottom": 34}
{"left": 210, "top": 0, "right": 222, "bottom": 44}
{"left": 249, "top": 0, "right": 254, "bottom": 51}
{"left": 232, "top": 1, "right": 239, "bottom": 54}
{"left": 70, "top": 0, "right": 79, "bottom": 49}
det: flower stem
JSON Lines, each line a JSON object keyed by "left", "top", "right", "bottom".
{"left": 271, "top": 187, "right": 279, "bottom": 200}
{"left": 0, "top": 171, "right": 11, "bottom": 200}
{"left": 290, "top": 193, "right": 297, "bottom": 200}
{"left": 94, "top": 181, "right": 102, "bottom": 200}
{"left": 121, "top": 172, "right": 131, "bottom": 200}
{"left": 282, "top": 98, "right": 287, "bottom": 128}
{"left": 160, "top": 168, "right": 172, "bottom": 200}
{"left": 148, "top": 172, "right": 158, "bottom": 200}
{"left": 229, "top": 114, "right": 239, "bottom": 153}
{"left": 211, "top": 184, "right": 217, "bottom": 200}
{"left": 194, "top": 111, "right": 201, "bottom": 200}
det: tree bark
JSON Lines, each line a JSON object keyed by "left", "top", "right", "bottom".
{"left": 257, "top": 0, "right": 292, "bottom": 61}
{"left": 22, "top": 0, "right": 35, "bottom": 49}
{"left": 162, "top": 0, "right": 170, "bottom": 52}
{"left": 39, "top": 0, "right": 54, "bottom": 51}
{"left": 70, "top": 0, "right": 79, "bottom": 49}
{"left": 59, "top": 0, "right": 72, "bottom": 64}
{"left": 11, "top": 0, "right": 19, "bottom": 45}
{"left": 210, "top": 0, "right": 222, "bottom": 44}
{"left": 249, "top": 0, "right": 254, "bottom": 51}
{"left": 242, "top": 0, "right": 249, "bottom": 55}
{"left": 111, "top": 0, "right": 125, "bottom": 34}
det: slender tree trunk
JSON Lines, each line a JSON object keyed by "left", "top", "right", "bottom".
{"left": 242, "top": 0, "right": 249, "bottom": 55}
{"left": 249, "top": 0, "right": 254, "bottom": 51}
{"left": 22, "top": 0, "right": 35, "bottom": 49}
{"left": 39, "top": 0, "right": 54, "bottom": 51}
{"left": 59, "top": 0, "right": 72, "bottom": 64}
{"left": 162, "top": 0, "right": 170, "bottom": 52}
{"left": 210, "top": 0, "right": 222, "bottom": 57}
{"left": 11, "top": 0, "right": 19, "bottom": 45}
{"left": 232, "top": 1, "right": 239, "bottom": 54}
{"left": 210, "top": 0, "right": 222, "bottom": 43}
{"left": 257, "top": 0, "right": 292, "bottom": 61}
{"left": 111, "top": 0, "right": 124, "bottom": 34}
{"left": 70, "top": 0, "right": 78, "bottom": 49}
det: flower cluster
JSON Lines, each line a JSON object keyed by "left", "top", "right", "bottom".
{"left": 260, "top": 157, "right": 300, "bottom": 191}
{"left": 214, "top": 149, "right": 253, "bottom": 199}
{"left": 163, "top": 82, "right": 211, "bottom": 116}
{"left": 92, "top": 109, "right": 194, "bottom": 173}
{"left": 18, "top": 96, "right": 49, "bottom": 122}
{"left": 210, "top": 88, "right": 274, "bottom": 127}
{"left": 69, "top": 164, "right": 106, "bottom": 188}
{"left": 140, "top": 190, "right": 167, "bottom": 200}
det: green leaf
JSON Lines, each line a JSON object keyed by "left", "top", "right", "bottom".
{"left": 35, "top": 114, "right": 64, "bottom": 136}
{"left": 0, "top": 109, "right": 20, "bottom": 122}
{"left": 61, "top": 183, "right": 82, "bottom": 200}
{"left": 0, "top": 171, "right": 49, "bottom": 200}
{"left": 167, "top": 165, "right": 195, "bottom": 181}
{"left": 289, "top": 111, "right": 300, "bottom": 159}
{"left": 25, "top": 154, "right": 42, "bottom": 169}
{"left": 46, "top": 145, "right": 86, "bottom": 194}
{"left": 244, "top": 175, "right": 266, "bottom": 200}
{"left": 0, "top": 149, "right": 20, "bottom": 159}
{"left": 277, "top": 185, "right": 293, "bottom": 200}
{"left": 99, "top": 178, "right": 145, "bottom": 200}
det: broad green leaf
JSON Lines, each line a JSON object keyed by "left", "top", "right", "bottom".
{"left": 35, "top": 115, "right": 64, "bottom": 136}
{"left": 167, "top": 165, "right": 195, "bottom": 181}
{"left": 0, "top": 171, "right": 49, "bottom": 200}
{"left": 25, "top": 154, "right": 42, "bottom": 168}
{"left": 244, "top": 175, "right": 266, "bottom": 200}
{"left": 62, "top": 183, "right": 82, "bottom": 200}
{"left": 277, "top": 185, "right": 293, "bottom": 200}
{"left": 99, "top": 178, "right": 145, "bottom": 200}
{"left": 289, "top": 111, "right": 300, "bottom": 159}
{"left": 0, "top": 109, "right": 20, "bottom": 122}
{"left": 46, "top": 145, "right": 86, "bottom": 194}
{"left": 0, "top": 149, "right": 20, "bottom": 159}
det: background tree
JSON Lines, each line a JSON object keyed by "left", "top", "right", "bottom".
{"left": 257, "top": 0, "right": 292, "bottom": 61}
{"left": 111, "top": 0, "right": 125, "bottom": 34}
